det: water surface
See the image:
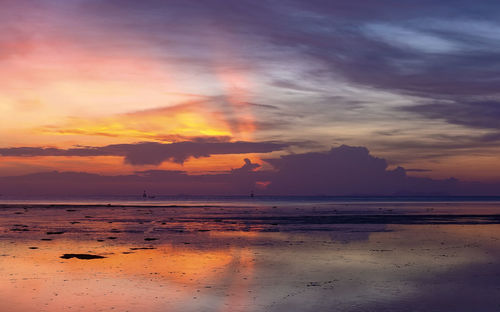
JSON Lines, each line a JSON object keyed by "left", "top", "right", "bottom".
{"left": 1, "top": 198, "right": 500, "bottom": 311}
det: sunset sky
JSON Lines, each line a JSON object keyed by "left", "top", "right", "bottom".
{"left": 1, "top": 0, "right": 500, "bottom": 194}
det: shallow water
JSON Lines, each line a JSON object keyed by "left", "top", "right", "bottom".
{"left": 1, "top": 202, "right": 500, "bottom": 311}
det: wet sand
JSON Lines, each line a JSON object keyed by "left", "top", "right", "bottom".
{"left": 1, "top": 203, "right": 500, "bottom": 311}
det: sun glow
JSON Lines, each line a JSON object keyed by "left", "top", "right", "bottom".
{"left": 0, "top": 8, "right": 265, "bottom": 175}
{"left": 39, "top": 102, "right": 236, "bottom": 144}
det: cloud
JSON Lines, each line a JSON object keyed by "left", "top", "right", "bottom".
{"left": 363, "top": 23, "right": 462, "bottom": 54}
{"left": 230, "top": 158, "right": 260, "bottom": 173}
{"left": 405, "top": 168, "right": 432, "bottom": 173}
{"left": 402, "top": 101, "right": 500, "bottom": 130}
{"left": 263, "top": 145, "right": 405, "bottom": 195}
{"left": 3, "top": 0, "right": 500, "bottom": 180}
{"left": 271, "top": 79, "right": 322, "bottom": 93}
{"left": 2, "top": 144, "right": 499, "bottom": 196}
{"left": 39, "top": 101, "right": 237, "bottom": 141}
{"left": 0, "top": 159, "right": 265, "bottom": 196}
{"left": 70, "top": 0, "right": 500, "bottom": 99}
{"left": 0, "top": 141, "right": 288, "bottom": 165}
{"left": 262, "top": 145, "right": 498, "bottom": 195}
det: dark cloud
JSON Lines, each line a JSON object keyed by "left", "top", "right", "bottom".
{"left": 0, "top": 141, "right": 288, "bottom": 165}
{"left": 403, "top": 101, "right": 500, "bottom": 130}
{"left": 6, "top": 1, "right": 500, "bottom": 102}
{"left": 270, "top": 2, "right": 500, "bottom": 98}
{"left": 119, "top": 141, "right": 287, "bottom": 165}
{"left": 246, "top": 102, "right": 281, "bottom": 111}
{"left": 0, "top": 159, "right": 265, "bottom": 196}
{"left": 271, "top": 79, "right": 322, "bottom": 93}
{"left": 2, "top": 145, "right": 499, "bottom": 196}
{"left": 71, "top": 0, "right": 500, "bottom": 102}
{"left": 366, "top": 130, "right": 500, "bottom": 164}
{"left": 405, "top": 169, "right": 432, "bottom": 173}
{"left": 262, "top": 145, "right": 436, "bottom": 195}
{"left": 231, "top": 158, "right": 260, "bottom": 173}
{"left": 479, "top": 132, "right": 500, "bottom": 142}
{"left": 261, "top": 145, "right": 498, "bottom": 196}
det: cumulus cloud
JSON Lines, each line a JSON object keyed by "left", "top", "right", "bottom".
{"left": 263, "top": 145, "right": 414, "bottom": 195}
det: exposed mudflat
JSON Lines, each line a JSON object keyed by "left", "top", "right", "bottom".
{"left": 1, "top": 202, "right": 500, "bottom": 311}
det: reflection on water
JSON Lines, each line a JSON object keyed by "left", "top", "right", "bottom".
{"left": 0, "top": 240, "right": 253, "bottom": 311}
{"left": 1, "top": 204, "right": 500, "bottom": 311}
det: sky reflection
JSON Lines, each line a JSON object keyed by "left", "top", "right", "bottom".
{"left": 1, "top": 205, "right": 500, "bottom": 311}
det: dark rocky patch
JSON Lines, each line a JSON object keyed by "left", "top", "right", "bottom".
{"left": 60, "top": 254, "right": 105, "bottom": 260}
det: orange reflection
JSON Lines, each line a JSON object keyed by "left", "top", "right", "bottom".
{"left": 219, "top": 248, "right": 255, "bottom": 312}
{"left": 0, "top": 239, "right": 256, "bottom": 311}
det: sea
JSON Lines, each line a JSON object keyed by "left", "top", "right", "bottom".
{"left": 2, "top": 195, "right": 500, "bottom": 215}
{"left": 2, "top": 195, "right": 500, "bottom": 311}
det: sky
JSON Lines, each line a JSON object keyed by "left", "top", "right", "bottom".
{"left": 1, "top": 0, "right": 500, "bottom": 195}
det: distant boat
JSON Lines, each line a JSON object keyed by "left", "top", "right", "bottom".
{"left": 250, "top": 191, "right": 254, "bottom": 198}
{"left": 142, "top": 190, "right": 147, "bottom": 198}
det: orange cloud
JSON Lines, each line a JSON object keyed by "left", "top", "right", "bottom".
{"left": 38, "top": 101, "right": 238, "bottom": 143}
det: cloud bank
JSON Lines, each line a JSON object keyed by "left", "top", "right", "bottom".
{"left": 1, "top": 145, "right": 498, "bottom": 196}
{"left": 0, "top": 141, "right": 288, "bottom": 165}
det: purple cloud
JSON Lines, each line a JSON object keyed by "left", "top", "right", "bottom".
{"left": 1, "top": 145, "right": 499, "bottom": 196}
{"left": 0, "top": 141, "right": 288, "bottom": 165}
{"left": 403, "top": 101, "right": 500, "bottom": 130}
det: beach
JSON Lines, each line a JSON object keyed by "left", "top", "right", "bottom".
{"left": 1, "top": 199, "right": 500, "bottom": 311}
